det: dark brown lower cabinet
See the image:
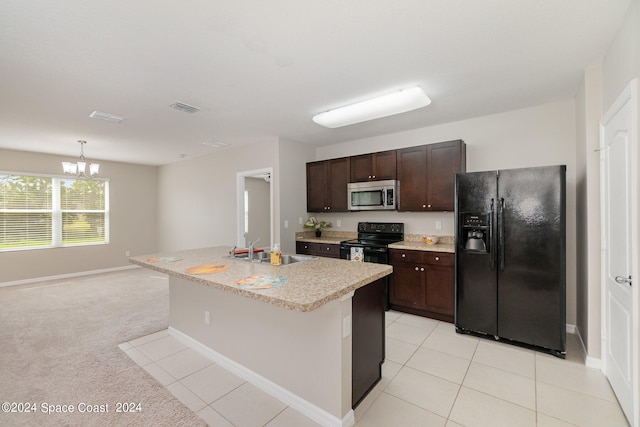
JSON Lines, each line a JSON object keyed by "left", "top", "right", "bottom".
{"left": 389, "top": 249, "right": 455, "bottom": 322}
{"left": 352, "top": 278, "right": 384, "bottom": 408}
{"left": 295, "top": 241, "right": 340, "bottom": 258}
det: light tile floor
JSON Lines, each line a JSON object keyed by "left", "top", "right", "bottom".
{"left": 119, "top": 311, "right": 629, "bottom": 427}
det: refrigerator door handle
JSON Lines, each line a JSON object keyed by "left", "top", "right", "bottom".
{"left": 489, "top": 198, "right": 495, "bottom": 270}
{"left": 499, "top": 197, "right": 505, "bottom": 271}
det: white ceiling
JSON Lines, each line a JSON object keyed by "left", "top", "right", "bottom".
{"left": 0, "top": 0, "right": 632, "bottom": 166}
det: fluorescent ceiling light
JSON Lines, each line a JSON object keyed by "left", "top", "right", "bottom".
{"left": 312, "top": 87, "right": 431, "bottom": 128}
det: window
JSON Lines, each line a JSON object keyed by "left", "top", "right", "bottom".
{"left": 0, "top": 173, "right": 109, "bottom": 251}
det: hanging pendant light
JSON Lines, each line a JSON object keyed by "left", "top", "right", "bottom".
{"left": 62, "top": 140, "right": 100, "bottom": 178}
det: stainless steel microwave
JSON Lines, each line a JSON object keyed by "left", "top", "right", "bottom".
{"left": 348, "top": 180, "right": 398, "bottom": 210}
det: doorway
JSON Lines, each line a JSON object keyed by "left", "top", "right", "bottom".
{"left": 600, "top": 78, "right": 638, "bottom": 426}
{"left": 236, "top": 168, "right": 273, "bottom": 250}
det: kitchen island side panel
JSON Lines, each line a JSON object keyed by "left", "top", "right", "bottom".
{"left": 168, "top": 276, "right": 352, "bottom": 421}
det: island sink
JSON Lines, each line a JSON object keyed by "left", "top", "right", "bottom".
{"left": 231, "top": 251, "right": 314, "bottom": 265}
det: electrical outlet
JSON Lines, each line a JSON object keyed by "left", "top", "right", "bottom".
{"left": 337, "top": 220, "right": 342, "bottom": 228}
{"left": 435, "top": 221, "right": 442, "bottom": 230}
{"left": 204, "top": 311, "right": 210, "bottom": 325}
{"left": 284, "top": 220, "right": 289, "bottom": 229}
{"left": 299, "top": 217, "right": 303, "bottom": 225}
{"left": 125, "top": 250, "right": 130, "bottom": 257}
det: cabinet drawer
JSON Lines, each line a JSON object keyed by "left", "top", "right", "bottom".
{"left": 389, "top": 249, "right": 423, "bottom": 264}
{"left": 423, "top": 252, "right": 454, "bottom": 267}
{"left": 318, "top": 244, "right": 340, "bottom": 258}
{"left": 296, "top": 241, "right": 339, "bottom": 258}
{"left": 296, "top": 241, "right": 314, "bottom": 255}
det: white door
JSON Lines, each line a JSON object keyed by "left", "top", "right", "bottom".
{"left": 601, "top": 79, "right": 637, "bottom": 426}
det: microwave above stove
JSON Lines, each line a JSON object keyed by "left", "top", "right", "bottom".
{"left": 348, "top": 180, "right": 398, "bottom": 211}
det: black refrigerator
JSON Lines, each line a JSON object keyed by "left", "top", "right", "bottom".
{"left": 454, "top": 165, "right": 566, "bottom": 357}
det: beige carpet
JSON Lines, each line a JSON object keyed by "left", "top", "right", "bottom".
{"left": 0, "top": 268, "right": 205, "bottom": 427}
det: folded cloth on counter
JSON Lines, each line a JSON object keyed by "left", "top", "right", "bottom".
{"left": 350, "top": 247, "right": 364, "bottom": 262}
{"left": 230, "top": 248, "right": 264, "bottom": 255}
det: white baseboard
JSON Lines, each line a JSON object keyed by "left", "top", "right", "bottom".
{"left": 0, "top": 265, "right": 140, "bottom": 288}
{"left": 572, "top": 324, "right": 603, "bottom": 369}
{"left": 169, "top": 327, "right": 355, "bottom": 427}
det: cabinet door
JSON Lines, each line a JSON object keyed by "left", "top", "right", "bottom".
{"left": 306, "top": 161, "right": 328, "bottom": 212}
{"left": 426, "top": 140, "right": 466, "bottom": 211}
{"left": 424, "top": 264, "right": 455, "bottom": 317}
{"left": 373, "top": 150, "right": 397, "bottom": 180}
{"left": 389, "top": 263, "right": 423, "bottom": 308}
{"left": 397, "top": 145, "right": 428, "bottom": 211}
{"left": 328, "top": 157, "right": 350, "bottom": 211}
{"left": 351, "top": 150, "right": 397, "bottom": 182}
{"left": 350, "top": 154, "right": 374, "bottom": 182}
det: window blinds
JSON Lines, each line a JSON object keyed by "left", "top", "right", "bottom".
{"left": 0, "top": 174, "right": 108, "bottom": 251}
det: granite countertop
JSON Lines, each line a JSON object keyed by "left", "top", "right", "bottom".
{"left": 295, "top": 230, "right": 355, "bottom": 245}
{"left": 388, "top": 241, "right": 455, "bottom": 253}
{"left": 130, "top": 246, "right": 391, "bottom": 313}
{"left": 294, "top": 231, "right": 456, "bottom": 253}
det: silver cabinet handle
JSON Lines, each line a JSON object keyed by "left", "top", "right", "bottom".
{"left": 420, "top": 267, "right": 424, "bottom": 272}
{"left": 615, "top": 276, "right": 632, "bottom": 285}
{"left": 402, "top": 253, "right": 406, "bottom": 257}
{"left": 415, "top": 267, "right": 419, "bottom": 271}
{"left": 435, "top": 256, "right": 440, "bottom": 261}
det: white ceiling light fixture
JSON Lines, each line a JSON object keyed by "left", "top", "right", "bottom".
{"left": 312, "top": 87, "right": 431, "bottom": 128}
{"left": 62, "top": 140, "right": 100, "bottom": 178}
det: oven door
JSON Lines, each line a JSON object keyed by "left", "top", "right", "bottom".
{"left": 339, "top": 244, "right": 388, "bottom": 264}
{"left": 340, "top": 244, "right": 391, "bottom": 310}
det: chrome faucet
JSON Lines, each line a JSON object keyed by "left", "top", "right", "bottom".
{"left": 248, "top": 238, "right": 260, "bottom": 261}
{"left": 230, "top": 246, "right": 237, "bottom": 258}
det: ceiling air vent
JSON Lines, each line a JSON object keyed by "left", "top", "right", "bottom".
{"left": 89, "top": 110, "right": 126, "bottom": 123}
{"left": 169, "top": 102, "right": 201, "bottom": 114}
{"left": 201, "top": 140, "right": 230, "bottom": 148}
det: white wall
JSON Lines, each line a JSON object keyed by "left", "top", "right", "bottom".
{"left": 278, "top": 138, "right": 316, "bottom": 254}
{"left": 315, "top": 100, "right": 578, "bottom": 324}
{"left": 0, "top": 148, "right": 159, "bottom": 283}
{"left": 245, "top": 176, "right": 271, "bottom": 246}
{"left": 573, "top": 0, "right": 640, "bottom": 362}
{"left": 157, "top": 139, "right": 280, "bottom": 252}
{"left": 575, "top": 66, "right": 604, "bottom": 360}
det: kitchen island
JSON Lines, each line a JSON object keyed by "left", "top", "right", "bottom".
{"left": 130, "top": 246, "right": 392, "bottom": 427}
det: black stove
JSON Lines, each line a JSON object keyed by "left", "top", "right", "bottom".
{"left": 340, "top": 222, "right": 404, "bottom": 310}
{"left": 340, "top": 222, "right": 404, "bottom": 254}
{"left": 340, "top": 222, "right": 404, "bottom": 252}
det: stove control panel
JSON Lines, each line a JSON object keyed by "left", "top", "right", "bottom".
{"left": 358, "top": 222, "right": 404, "bottom": 234}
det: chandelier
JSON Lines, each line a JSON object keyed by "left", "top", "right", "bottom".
{"left": 62, "top": 140, "right": 100, "bottom": 178}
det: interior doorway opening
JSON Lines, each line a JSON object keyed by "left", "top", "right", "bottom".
{"left": 236, "top": 167, "right": 273, "bottom": 251}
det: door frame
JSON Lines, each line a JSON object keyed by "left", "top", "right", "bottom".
{"left": 600, "top": 78, "right": 639, "bottom": 426}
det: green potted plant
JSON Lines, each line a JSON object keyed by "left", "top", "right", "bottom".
{"left": 304, "top": 216, "right": 332, "bottom": 237}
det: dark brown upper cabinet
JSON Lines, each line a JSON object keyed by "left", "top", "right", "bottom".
{"left": 397, "top": 140, "right": 466, "bottom": 211}
{"left": 306, "top": 157, "right": 350, "bottom": 212}
{"left": 350, "top": 150, "right": 397, "bottom": 182}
